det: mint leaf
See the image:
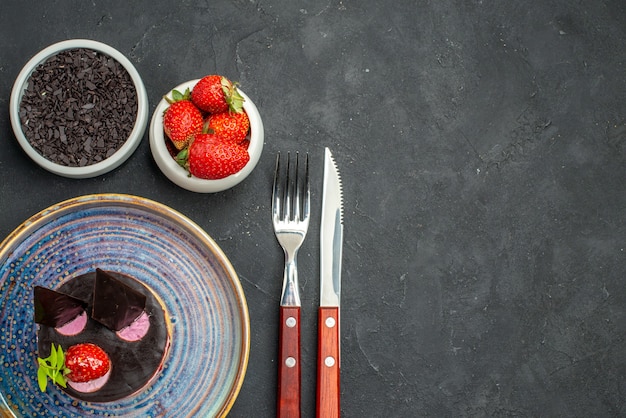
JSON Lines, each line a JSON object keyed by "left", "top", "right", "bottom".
{"left": 36, "top": 343, "right": 68, "bottom": 392}
{"left": 54, "top": 344, "right": 64, "bottom": 369}
{"left": 53, "top": 371, "right": 67, "bottom": 388}
{"left": 37, "top": 367, "right": 48, "bottom": 392}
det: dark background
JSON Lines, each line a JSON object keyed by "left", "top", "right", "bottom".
{"left": 1, "top": 1, "right": 625, "bottom": 417}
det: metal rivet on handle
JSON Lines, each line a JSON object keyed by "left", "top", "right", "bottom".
{"left": 285, "top": 357, "right": 296, "bottom": 368}
{"left": 286, "top": 316, "right": 297, "bottom": 327}
{"left": 325, "top": 316, "right": 336, "bottom": 328}
{"left": 324, "top": 356, "right": 335, "bottom": 367}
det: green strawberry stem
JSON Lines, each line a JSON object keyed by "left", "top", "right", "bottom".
{"left": 37, "top": 343, "right": 68, "bottom": 392}
{"left": 175, "top": 148, "right": 191, "bottom": 174}
{"left": 164, "top": 88, "right": 192, "bottom": 105}
{"left": 221, "top": 78, "right": 245, "bottom": 114}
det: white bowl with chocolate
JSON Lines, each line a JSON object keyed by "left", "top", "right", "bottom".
{"left": 9, "top": 39, "right": 149, "bottom": 179}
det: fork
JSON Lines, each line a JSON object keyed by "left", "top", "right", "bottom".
{"left": 273, "top": 152, "right": 310, "bottom": 418}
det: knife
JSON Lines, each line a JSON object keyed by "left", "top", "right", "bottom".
{"left": 317, "top": 147, "right": 343, "bottom": 418}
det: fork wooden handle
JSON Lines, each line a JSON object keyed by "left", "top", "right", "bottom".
{"left": 316, "top": 306, "right": 340, "bottom": 418}
{"left": 278, "top": 306, "right": 301, "bottom": 418}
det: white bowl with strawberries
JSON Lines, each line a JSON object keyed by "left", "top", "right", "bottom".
{"left": 149, "top": 75, "right": 263, "bottom": 193}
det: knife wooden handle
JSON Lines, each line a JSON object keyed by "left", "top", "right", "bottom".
{"left": 278, "top": 306, "right": 301, "bottom": 418}
{"left": 316, "top": 306, "right": 340, "bottom": 418}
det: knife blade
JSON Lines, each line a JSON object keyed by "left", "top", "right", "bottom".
{"left": 317, "top": 147, "right": 343, "bottom": 418}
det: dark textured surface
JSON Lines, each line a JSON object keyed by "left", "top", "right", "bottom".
{"left": 1, "top": 1, "right": 625, "bottom": 416}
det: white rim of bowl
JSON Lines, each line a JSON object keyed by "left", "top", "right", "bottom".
{"left": 149, "top": 79, "right": 264, "bottom": 193}
{"left": 9, "top": 39, "right": 149, "bottom": 179}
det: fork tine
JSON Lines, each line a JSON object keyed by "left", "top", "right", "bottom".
{"left": 303, "top": 153, "right": 310, "bottom": 221}
{"left": 272, "top": 152, "right": 282, "bottom": 222}
{"left": 284, "top": 152, "right": 292, "bottom": 220}
{"left": 293, "top": 152, "right": 302, "bottom": 221}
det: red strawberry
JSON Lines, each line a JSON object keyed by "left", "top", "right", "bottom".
{"left": 191, "top": 75, "right": 245, "bottom": 114}
{"left": 163, "top": 88, "right": 204, "bottom": 150}
{"left": 178, "top": 132, "right": 250, "bottom": 180}
{"left": 37, "top": 343, "right": 111, "bottom": 392}
{"left": 206, "top": 111, "right": 250, "bottom": 144}
{"left": 64, "top": 343, "right": 111, "bottom": 383}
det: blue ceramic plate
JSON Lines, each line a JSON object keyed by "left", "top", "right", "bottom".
{"left": 0, "top": 194, "right": 249, "bottom": 417}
